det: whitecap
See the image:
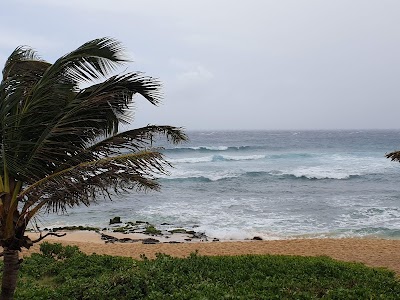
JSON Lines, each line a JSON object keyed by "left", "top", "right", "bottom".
{"left": 168, "top": 156, "right": 214, "bottom": 164}
{"left": 216, "top": 154, "right": 265, "bottom": 161}
{"left": 160, "top": 169, "right": 242, "bottom": 181}
{"left": 278, "top": 166, "right": 363, "bottom": 180}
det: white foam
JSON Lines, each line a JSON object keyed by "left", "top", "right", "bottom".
{"left": 169, "top": 156, "right": 213, "bottom": 164}
{"left": 198, "top": 227, "right": 283, "bottom": 240}
{"left": 287, "top": 167, "right": 357, "bottom": 180}
{"left": 218, "top": 154, "right": 265, "bottom": 161}
{"left": 160, "top": 169, "right": 242, "bottom": 181}
{"left": 338, "top": 207, "right": 400, "bottom": 229}
{"left": 169, "top": 154, "right": 265, "bottom": 164}
{"left": 187, "top": 146, "right": 228, "bottom": 151}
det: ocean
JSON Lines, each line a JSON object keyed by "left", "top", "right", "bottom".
{"left": 38, "top": 130, "right": 400, "bottom": 240}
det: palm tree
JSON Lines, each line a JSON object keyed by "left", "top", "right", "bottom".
{"left": 0, "top": 37, "right": 187, "bottom": 299}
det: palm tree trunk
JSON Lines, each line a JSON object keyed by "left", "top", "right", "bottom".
{"left": 1, "top": 248, "right": 19, "bottom": 300}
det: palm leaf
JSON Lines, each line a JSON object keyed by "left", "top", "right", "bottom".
{"left": 2, "top": 46, "right": 49, "bottom": 80}
{"left": 386, "top": 151, "right": 400, "bottom": 162}
{"left": 20, "top": 150, "right": 169, "bottom": 218}
{"left": 17, "top": 38, "right": 127, "bottom": 141}
{"left": 16, "top": 73, "right": 165, "bottom": 182}
{"left": 55, "top": 125, "right": 188, "bottom": 169}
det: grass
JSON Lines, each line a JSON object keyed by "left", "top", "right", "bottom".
{"left": 3, "top": 242, "right": 400, "bottom": 299}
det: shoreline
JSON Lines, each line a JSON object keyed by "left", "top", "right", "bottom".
{"left": 21, "top": 230, "right": 400, "bottom": 276}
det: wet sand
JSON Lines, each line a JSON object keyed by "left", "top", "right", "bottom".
{"left": 20, "top": 231, "right": 400, "bottom": 275}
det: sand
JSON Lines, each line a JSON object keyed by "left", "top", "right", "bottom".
{"left": 19, "top": 231, "right": 400, "bottom": 276}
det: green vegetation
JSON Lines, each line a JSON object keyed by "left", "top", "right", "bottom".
{"left": 144, "top": 225, "right": 162, "bottom": 235}
{"left": 4, "top": 243, "right": 399, "bottom": 299}
{"left": 51, "top": 226, "right": 100, "bottom": 232}
{"left": 112, "top": 227, "right": 128, "bottom": 233}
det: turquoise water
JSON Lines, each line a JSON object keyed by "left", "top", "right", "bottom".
{"left": 39, "top": 130, "right": 400, "bottom": 240}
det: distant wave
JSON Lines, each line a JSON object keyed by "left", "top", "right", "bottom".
{"left": 168, "top": 156, "right": 214, "bottom": 164}
{"left": 268, "top": 153, "right": 316, "bottom": 159}
{"left": 161, "top": 176, "right": 213, "bottom": 183}
{"left": 169, "top": 154, "right": 266, "bottom": 164}
{"left": 245, "top": 170, "right": 362, "bottom": 180}
{"left": 163, "top": 145, "right": 256, "bottom": 153}
{"left": 214, "top": 154, "right": 265, "bottom": 161}
{"left": 280, "top": 173, "right": 361, "bottom": 180}
{"left": 165, "top": 147, "right": 324, "bottom": 159}
{"left": 161, "top": 170, "right": 365, "bottom": 182}
{"left": 167, "top": 152, "right": 383, "bottom": 166}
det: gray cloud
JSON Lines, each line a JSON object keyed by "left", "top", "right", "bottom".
{"left": 1, "top": 0, "right": 400, "bottom": 130}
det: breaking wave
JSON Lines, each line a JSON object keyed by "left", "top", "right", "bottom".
{"left": 163, "top": 145, "right": 256, "bottom": 153}
{"left": 169, "top": 154, "right": 266, "bottom": 164}
{"left": 161, "top": 170, "right": 366, "bottom": 182}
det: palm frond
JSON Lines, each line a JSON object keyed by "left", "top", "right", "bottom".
{"left": 78, "top": 72, "right": 162, "bottom": 107}
{"left": 0, "top": 62, "right": 50, "bottom": 176}
{"left": 386, "top": 151, "right": 400, "bottom": 162}
{"left": 0, "top": 38, "right": 154, "bottom": 181}
{"left": 37, "top": 37, "right": 126, "bottom": 87}
{"left": 52, "top": 125, "right": 187, "bottom": 170}
{"left": 20, "top": 151, "right": 169, "bottom": 216}
{"left": 16, "top": 73, "right": 164, "bottom": 182}
{"left": 91, "top": 124, "right": 188, "bottom": 150}
{"left": 19, "top": 38, "right": 127, "bottom": 129}
{"left": 2, "top": 46, "right": 47, "bottom": 80}
{"left": 63, "top": 37, "right": 128, "bottom": 83}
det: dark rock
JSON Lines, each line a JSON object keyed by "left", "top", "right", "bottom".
{"left": 109, "top": 217, "right": 122, "bottom": 225}
{"left": 119, "top": 238, "right": 134, "bottom": 243}
{"left": 252, "top": 236, "right": 263, "bottom": 241}
{"left": 184, "top": 238, "right": 192, "bottom": 242}
{"left": 169, "top": 228, "right": 187, "bottom": 234}
{"left": 101, "top": 233, "right": 119, "bottom": 243}
{"left": 142, "top": 238, "right": 160, "bottom": 244}
{"left": 165, "top": 241, "right": 181, "bottom": 244}
{"left": 192, "top": 232, "right": 207, "bottom": 239}
{"left": 136, "top": 220, "right": 149, "bottom": 224}
{"left": 212, "top": 238, "right": 220, "bottom": 242}
{"left": 161, "top": 222, "right": 171, "bottom": 225}
{"left": 52, "top": 225, "right": 99, "bottom": 232}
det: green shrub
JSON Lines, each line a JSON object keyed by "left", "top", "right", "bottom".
{"left": 11, "top": 243, "right": 400, "bottom": 299}
{"left": 39, "top": 242, "right": 80, "bottom": 259}
{"left": 144, "top": 225, "right": 161, "bottom": 235}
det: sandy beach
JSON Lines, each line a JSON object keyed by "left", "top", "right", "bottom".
{"left": 20, "top": 231, "right": 400, "bottom": 276}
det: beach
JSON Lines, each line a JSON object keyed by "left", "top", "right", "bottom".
{"left": 17, "top": 130, "right": 400, "bottom": 279}
{"left": 22, "top": 231, "right": 400, "bottom": 276}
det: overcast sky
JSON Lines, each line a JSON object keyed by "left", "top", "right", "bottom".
{"left": 1, "top": 1, "right": 400, "bottom": 130}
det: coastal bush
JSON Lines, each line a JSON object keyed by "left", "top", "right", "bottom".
{"left": 6, "top": 243, "right": 400, "bottom": 299}
{"left": 39, "top": 242, "right": 80, "bottom": 259}
{"left": 144, "top": 225, "right": 162, "bottom": 235}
